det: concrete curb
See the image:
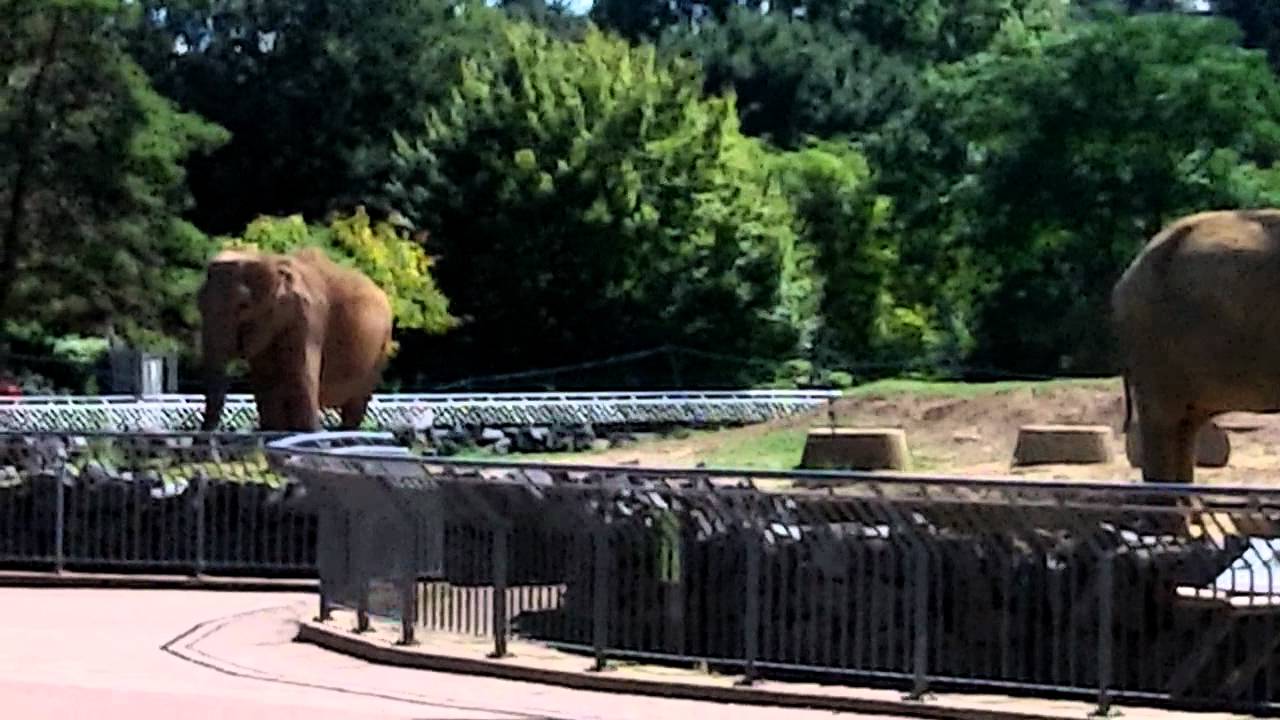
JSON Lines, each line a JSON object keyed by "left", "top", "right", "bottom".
{"left": 0, "top": 570, "right": 316, "bottom": 593}
{"left": 294, "top": 620, "right": 1069, "bottom": 720}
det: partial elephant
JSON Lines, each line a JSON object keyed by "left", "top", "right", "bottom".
{"left": 1112, "top": 208, "right": 1280, "bottom": 484}
{"left": 196, "top": 246, "right": 394, "bottom": 432}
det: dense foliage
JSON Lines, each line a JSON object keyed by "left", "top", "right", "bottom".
{"left": 5, "top": 0, "right": 1280, "bottom": 390}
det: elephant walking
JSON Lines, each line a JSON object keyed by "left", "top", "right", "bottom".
{"left": 196, "top": 246, "right": 394, "bottom": 432}
{"left": 1112, "top": 208, "right": 1280, "bottom": 484}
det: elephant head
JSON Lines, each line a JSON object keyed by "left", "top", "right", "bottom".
{"left": 196, "top": 249, "right": 293, "bottom": 431}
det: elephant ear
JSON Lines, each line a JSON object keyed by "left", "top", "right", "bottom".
{"left": 274, "top": 258, "right": 314, "bottom": 313}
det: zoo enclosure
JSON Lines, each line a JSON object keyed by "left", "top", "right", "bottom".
{"left": 5, "top": 425, "right": 1280, "bottom": 715}
{"left": 271, "top": 433, "right": 1280, "bottom": 717}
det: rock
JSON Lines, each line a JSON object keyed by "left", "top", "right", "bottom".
{"left": 608, "top": 432, "right": 638, "bottom": 448}
{"left": 799, "top": 427, "right": 910, "bottom": 471}
{"left": 516, "top": 469, "right": 555, "bottom": 486}
{"left": 590, "top": 438, "right": 612, "bottom": 452}
{"left": 83, "top": 461, "right": 117, "bottom": 485}
{"left": 480, "top": 428, "right": 508, "bottom": 444}
{"left": 1013, "top": 425, "right": 1113, "bottom": 466}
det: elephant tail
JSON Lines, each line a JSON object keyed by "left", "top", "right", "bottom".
{"left": 1121, "top": 370, "right": 1133, "bottom": 435}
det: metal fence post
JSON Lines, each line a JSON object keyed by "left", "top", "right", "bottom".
{"left": 315, "top": 505, "right": 338, "bottom": 623}
{"left": 356, "top": 575, "right": 371, "bottom": 633}
{"left": 53, "top": 468, "right": 65, "bottom": 574}
{"left": 591, "top": 524, "right": 611, "bottom": 672}
{"left": 1094, "top": 552, "right": 1115, "bottom": 717}
{"left": 739, "top": 528, "right": 761, "bottom": 687}
{"left": 908, "top": 541, "right": 931, "bottom": 701}
{"left": 490, "top": 527, "right": 509, "bottom": 659}
{"left": 398, "top": 571, "right": 418, "bottom": 646}
{"left": 192, "top": 474, "right": 206, "bottom": 577}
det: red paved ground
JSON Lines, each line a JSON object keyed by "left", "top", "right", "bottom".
{"left": 0, "top": 587, "right": 907, "bottom": 719}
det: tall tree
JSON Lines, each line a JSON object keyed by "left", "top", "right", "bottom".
{"left": 0, "top": 0, "right": 228, "bottom": 349}
{"left": 1211, "top": 0, "right": 1280, "bottom": 70}
{"left": 127, "top": 0, "right": 500, "bottom": 235}
{"left": 381, "top": 21, "right": 816, "bottom": 385}
{"left": 941, "top": 11, "right": 1280, "bottom": 374}
{"left": 660, "top": 8, "right": 918, "bottom": 148}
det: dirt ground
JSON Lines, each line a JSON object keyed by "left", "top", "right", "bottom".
{"left": 551, "top": 378, "right": 1280, "bottom": 485}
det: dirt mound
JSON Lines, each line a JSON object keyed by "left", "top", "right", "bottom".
{"left": 556, "top": 379, "right": 1280, "bottom": 485}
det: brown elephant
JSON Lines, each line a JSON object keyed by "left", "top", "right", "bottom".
{"left": 1112, "top": 208, "right": 1280, "bottom": 484}
{"left": 196, "top": 246, "right": 394, "bottom": 432}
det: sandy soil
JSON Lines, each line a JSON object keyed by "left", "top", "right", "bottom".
{"left": 544, "top": 378, "right": 1280, "bottom": 485}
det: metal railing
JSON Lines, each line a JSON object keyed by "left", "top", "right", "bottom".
{"left": 0, "top": 390, "right": 841, "bottom": 432}
{"left": 268, "top": 433, "right": 1280, "bottom": 716}
{"left": 0, "top": 431, "right": 321, "bottom": 576}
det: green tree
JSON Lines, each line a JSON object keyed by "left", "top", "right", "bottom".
{"left": 659, "top": 8, "right": 919, "bottom": 148}
{"left": 941, "top": 11, "right": 1280, "bottom": 374}
{"left": 382, "top": 21, "right": 815, "bottom": 384}
{"left": 0, "top": 0, "right": 228, "bottom": 351}
{"left": 127, "top": 0, "right": 501, "bottom": 235}
{"left": 772, "top": 142, "right": 906, "bottom": 367}
{"left": 1210, "top": 0, "right": 1280, "bottom": 71}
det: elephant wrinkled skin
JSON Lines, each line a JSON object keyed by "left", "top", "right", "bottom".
{"left": 1112, "top": 208, "right": 1280, "bottom": 484}
{"left": 196, "top": 246, "right": 393, "bottom": 432}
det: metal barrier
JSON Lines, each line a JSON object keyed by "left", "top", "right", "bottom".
{"left": 0, "top": 431, "right": 322, "bottom": 576}
{"left": 268, "top": 433, "right": 1280, "bottom": 716}
{"left": 0, "top": 390, "right": 841, "bottom": 432}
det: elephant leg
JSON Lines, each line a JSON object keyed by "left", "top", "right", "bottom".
{"left": 1174, "top": 413, "right": 1209, "bottom": 484}
{"left": 282, "top": 343, "right": 323, "bottom": 431}
{"left": 255, "top": 387, "right": 284, "bottom": 431}
{"left": 339, "top": 396, "right": 370, "bottom": 430}
{"left": 1137, "top": 408, "right": 1208, "bottom": 536}
{"left": 1136, "top": 412, "right": 1188, "bottom": 484}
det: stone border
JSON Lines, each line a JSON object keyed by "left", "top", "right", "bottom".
{"left": 295, "top": 618, "right": 1081, "bottom": 720}
{"left": 0, "top": 570, "right": 315, "bottom": 593}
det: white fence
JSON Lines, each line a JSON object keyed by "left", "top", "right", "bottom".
{"left": 0, "top": 390, "right": 842, "bottom": 432}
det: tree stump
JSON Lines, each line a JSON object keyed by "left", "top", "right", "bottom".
{"left": 800, "top": 428, "right": 910, "bottom": 471}
{"left": 1125, "top": 420, "right": 1230, "bottom": 469}
{"left": 1012, "top": 424, "right": 1113, "bottom": 466}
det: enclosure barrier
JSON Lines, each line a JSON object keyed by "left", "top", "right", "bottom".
{"left": 0, "top": 390, "right": 841, "bottom": 432}
{"left": 268, "top": 432, "right": 1280, "bottom": 717}
{"left": 0, "top": 430, "right": 326, "bottom": 577}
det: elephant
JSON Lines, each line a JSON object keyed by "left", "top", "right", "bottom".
{"left": 1111, "top": 208, "right": 1280, "bottom": 484}
{"left": 196, "top": 246, "right": 394, "bottom": 432}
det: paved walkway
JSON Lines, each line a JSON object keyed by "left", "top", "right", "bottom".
{"left": 0, "top": 587, "right": 904, "bottom": 719}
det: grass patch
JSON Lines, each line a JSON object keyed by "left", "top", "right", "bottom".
{"left": 697, "top": 427, "right": 808, "bottom": 470}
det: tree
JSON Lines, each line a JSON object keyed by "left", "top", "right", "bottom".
{"left": 659, "top": 8, "right": 919, "bottom": 148}
{"left": 1211, "top": 1, "right": 1280, "bottom": 71}
{"left": 381, "top": 21, "right": 815, "bottom": 385}
{"left": 772, "top": 142, "right": 901, "bottom": 366}
{"left": 0, "top": 0, "right": 228, "bottom": 351}
{"left": 940, "top": 11, "right": 1280, "bottom": 373}
{"left": 127, "top": 0, "right": 501, "bottom": 235}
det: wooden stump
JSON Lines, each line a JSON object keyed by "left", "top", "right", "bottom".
{"left": 1012, "top": 424, "right": 1113, "bottom": 466}
{"left": 1125, "top": 420, "right": 1230, "bottom": 469}
{"left": 800, "top": 428, "right": 910, "bottom": 471}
